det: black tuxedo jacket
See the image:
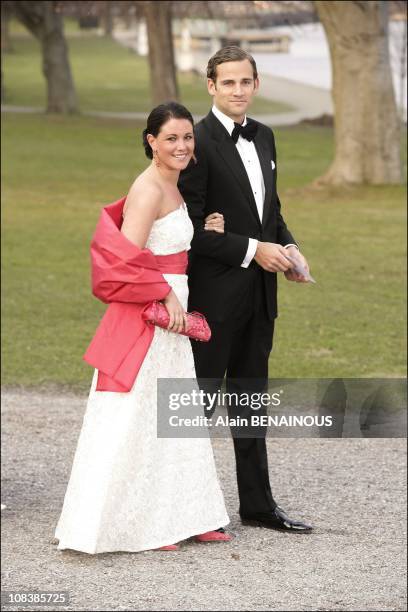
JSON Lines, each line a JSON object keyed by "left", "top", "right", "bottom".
{"left": 178, "top": 111, "right": 296, "bottom": 322}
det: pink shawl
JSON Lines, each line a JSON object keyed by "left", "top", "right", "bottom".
{"left": 83, "top": 196, "right": 187, "bottom": 392}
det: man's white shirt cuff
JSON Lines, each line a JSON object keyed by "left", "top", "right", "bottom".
{"left": 241, "top": 238, "right": 258, "bottom": 268}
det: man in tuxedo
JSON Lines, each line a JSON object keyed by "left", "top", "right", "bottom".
{"left": 178, "top": 46, "right": 313, "bottom": 532}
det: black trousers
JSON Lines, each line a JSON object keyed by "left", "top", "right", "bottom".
{"left": 190, "top": 270, "right": 277, "bottom": 516}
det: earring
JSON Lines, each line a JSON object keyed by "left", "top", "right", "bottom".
{"left": 153, "top": 150, "right": 160, "bottom": 167}
{"left": 192, "top": 153, "right": 197, "bottom": 165}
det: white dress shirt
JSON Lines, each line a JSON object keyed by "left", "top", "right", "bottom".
{"left": 211, "top": 105, "right": 297, "bottom": 268}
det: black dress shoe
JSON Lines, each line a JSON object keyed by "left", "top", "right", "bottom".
{"left": 241, "top": 506, "right": 313, "bottom": 532}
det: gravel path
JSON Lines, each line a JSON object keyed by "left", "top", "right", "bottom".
{"left": 1, "top": 389, "right": 406, "bottom": 611}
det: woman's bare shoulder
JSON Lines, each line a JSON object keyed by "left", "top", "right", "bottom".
{"left": 124, "top": 175, "right": 163, "bottom": 216}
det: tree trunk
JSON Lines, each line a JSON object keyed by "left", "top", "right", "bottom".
{"left": 315, "top": 1, "right": 401, "bottom": 185}
{"left": 103, "top": 1, "right": 113, "bottom": 37}
{"left": 1, "top": 67, "right": 5, "bottom": 103}
{"left": 1, "top": 2, "right": 13, "bottom": 53}
{"left": 13, "top": 1, "right": 78, "bottom": 114}
{"left": 143, "top": 1, "right": 179, "bottom": 105}
{"left": 1, "top": 1, "right": 14, "bottom": 103}
{"left": 399, "top": 20, "right": 407, "bottom": 122}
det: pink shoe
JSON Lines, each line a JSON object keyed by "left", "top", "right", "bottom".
{"left": 195, "top": 528, "right": 233, "bottom": 543}
{"left": 155, "top": 544, "right": 180, "bottom": 551}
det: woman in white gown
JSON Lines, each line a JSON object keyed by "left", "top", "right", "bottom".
{"left": 54, "top": 103, "right": 230, "bottom": 554}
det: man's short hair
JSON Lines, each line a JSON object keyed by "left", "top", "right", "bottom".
{"left": 207, "top": 46, "right": 258, "bottom": 82}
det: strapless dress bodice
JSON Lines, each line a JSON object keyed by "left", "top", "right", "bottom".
{"left": 145, "top": 204, "right": 193, "bottom": 256}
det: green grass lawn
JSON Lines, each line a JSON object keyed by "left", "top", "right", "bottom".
{"left": 2, "top": 27, "right": 291, "bottom": 116}
{"left": 2, "top": 112, "right": 406, "bottom": 391}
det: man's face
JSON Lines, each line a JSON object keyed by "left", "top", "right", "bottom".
{"left": 207, "top": 59, "right": 259, "bottom": 121}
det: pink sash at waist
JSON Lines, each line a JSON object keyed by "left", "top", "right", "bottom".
{"left": 155, "top": 251, "right": 188, "bottom": 274}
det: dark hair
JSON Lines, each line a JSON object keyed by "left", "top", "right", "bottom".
{"left": 142, "top": 101, "right": 194, "bottom": 159}
{"left": 207, "top": 46, "right": 258, "bottom": 82}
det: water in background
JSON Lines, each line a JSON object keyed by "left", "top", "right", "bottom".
{"left": 252, "top": 22, "right": 407, "bottom": 117}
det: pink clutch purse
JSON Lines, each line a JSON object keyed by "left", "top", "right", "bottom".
{"left": 142, "top": 301, "right": 211, "bottom": 342}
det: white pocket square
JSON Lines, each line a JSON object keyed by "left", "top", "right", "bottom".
{"left": 271, "top": 160, "right": 276, "bottom": 170}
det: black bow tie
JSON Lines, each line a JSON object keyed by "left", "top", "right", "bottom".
{"left": 231, "top": 120, "right": 258, "bottom": 144}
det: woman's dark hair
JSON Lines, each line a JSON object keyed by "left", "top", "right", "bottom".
{"left": 142, "top": 102, "right": 194, "bottom": 159}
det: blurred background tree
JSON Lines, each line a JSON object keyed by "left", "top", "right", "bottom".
{"left": 7, "top": 0, "right": 78, "bottom": 113}
{"left": 315, "top": 1, "right": 402, "bottom": 185}
{"left": 142, "top": 1, "right": 179, "bottom": 104}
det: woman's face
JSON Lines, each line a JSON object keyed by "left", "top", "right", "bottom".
{"left": 148, "top": 118, "right": 194, "bottom": 170}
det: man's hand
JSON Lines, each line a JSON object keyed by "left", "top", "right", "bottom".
{"left": 204, "top": 212, "right": 224, "bottom": 233}
{"left": 284, "top": 246, "right": 310, "bottom": 283}
{"left": 254, "top": 242, "right": 293, "bottom": 272}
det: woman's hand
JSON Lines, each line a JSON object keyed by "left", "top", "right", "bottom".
{"left": 204, "top": 212, "right": 224, "bottom": 233}
{"left": 163, "top": 290, "right": 187, "bottom": 334}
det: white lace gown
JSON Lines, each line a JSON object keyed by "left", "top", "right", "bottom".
{"left": 54, "top": 205, "right": 229, "bottom": 554}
